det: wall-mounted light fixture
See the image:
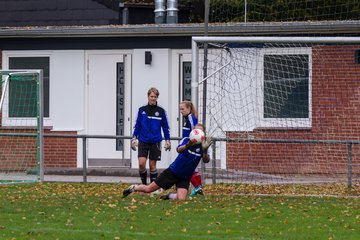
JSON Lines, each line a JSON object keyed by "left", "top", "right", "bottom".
{"left": 145, "top": 51, "right": 152, "bottom": 65}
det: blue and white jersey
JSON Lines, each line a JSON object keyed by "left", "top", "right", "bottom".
{"left": 132, "top": 103, "right": 170, "bottom": 143}
{"left": 169, "top": 137, "right": 204, "bottom": 180}
{"left": 182, "top": 113, "right": 198, "bottom": 138}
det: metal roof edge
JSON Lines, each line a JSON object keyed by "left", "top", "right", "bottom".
{"left": 0, "top": 21, "right": 359, "bottom": 38}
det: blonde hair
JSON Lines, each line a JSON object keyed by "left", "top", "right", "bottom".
{"left": 148, "top": 87, "right": 159, "bottom": 97}
{"left": 180, "top": 100, "right": 198, "bottom": 119}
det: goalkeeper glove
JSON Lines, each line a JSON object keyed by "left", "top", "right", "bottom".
{"left": 131, "top": 138, "right": 138, "bottom": 151}
{"left": 164, "top": 140, "right": 171, "bottom": 151}
{"left": 202, "top": 137, "right": 214, "bottom": 151}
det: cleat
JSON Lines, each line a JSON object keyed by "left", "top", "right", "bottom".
{"left": 190, "top": 186, "right": 204, "bottom": 196}
{"left": 196, "top": 188, "right": 204, "bottom": 195}
{"left": 123, "top": 185, "right": 135, "bottom": 198}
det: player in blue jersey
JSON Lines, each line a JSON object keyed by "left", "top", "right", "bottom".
{"left": 123, "top": 123, "right": 213, "bottom": 200}
{"left": 180, "top": 100, "right": 198, "bottom": 138}
{"left": 131, "top": 87, "right": 171, "bottom": 185}
{"left": 179, "top": 100, "right": 204, "bottom": 196}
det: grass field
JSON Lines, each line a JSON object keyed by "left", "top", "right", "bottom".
{"left": 0, "top": 183, "right": 359, "bottom": 240}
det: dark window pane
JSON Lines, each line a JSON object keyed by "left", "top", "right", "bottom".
{"left": 9, "top": 57, "right": 50, "bottom": 117}
{"left": 264, "top": 55, "right": 309, "bottom": 118}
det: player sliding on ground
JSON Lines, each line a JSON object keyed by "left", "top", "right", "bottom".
{"left": 123, "top": 123, "right": 213, "bottom": 200}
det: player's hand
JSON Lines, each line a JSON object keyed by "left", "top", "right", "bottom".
{"left": 202, "top": 137, "right": 214, "bottom": 151}
{"left": 131, "top": 138, "right": 138, "bottom": 151}
{"left": 164, "top": 140, "right": 171, "bottom": 151}
{"left": 185, "top": 140, "right": 195, "bottom": 148}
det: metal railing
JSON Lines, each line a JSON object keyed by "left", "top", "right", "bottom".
{"left": 0, "top": 132, "right": 358, "bottom": 187}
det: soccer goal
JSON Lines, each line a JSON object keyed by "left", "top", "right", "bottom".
{"left": 192, "top": 36, "right": 360, "bottom": 186}
{"left": 0, "top": 70, "right": 44, "bottom": 184}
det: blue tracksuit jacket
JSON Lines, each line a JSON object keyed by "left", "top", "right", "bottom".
{"left": 132, "top": 103, "right": 170, "bottom": 143}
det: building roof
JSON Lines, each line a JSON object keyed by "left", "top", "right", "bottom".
{"left": 0, "top": 21, "right": 359, "bottom": 38}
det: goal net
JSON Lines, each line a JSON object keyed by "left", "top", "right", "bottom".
{"left": 0, "top": 70, "right": 44, "bottom": 184}
{"left": 192, "top": 36, "right": 360, "bottom": 186}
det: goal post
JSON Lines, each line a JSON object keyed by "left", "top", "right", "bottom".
{"left": 192, "top": 36, "right": 360, "bottom": 186}
{"left": 0, "top": 70, "right": 44, "bottom": 184}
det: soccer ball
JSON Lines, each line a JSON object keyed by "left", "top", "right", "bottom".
{"left": 189, "top": 129, "right": 205, "bottom": 144}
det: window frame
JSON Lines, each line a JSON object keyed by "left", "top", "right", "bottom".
{"left": 2, "top": 51, "right": 53, "bottom": 127}
{"left": 257, "top": 47, "right": 312, "bottom": 128}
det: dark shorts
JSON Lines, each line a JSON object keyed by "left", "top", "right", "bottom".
{"left": 155, "top": 168, "right": 190, "bottom": 190}
{"left": 138, "top": 141, "right": 162, "bottom": 161}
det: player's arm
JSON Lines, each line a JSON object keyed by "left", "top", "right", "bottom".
{"left": 202, "top": 138, "right": 213, "bottom": 163}
{"left": 132, "top": 109, "right": 142, "bottom": 138}
{"left": 161, "top": 110, "right": 172, "bottom": 151}
{"left": 176, "top": 138, "right": 192, "bottom": 153}
{"left": 161, "top": 110, "right": 171, "bottom": 141}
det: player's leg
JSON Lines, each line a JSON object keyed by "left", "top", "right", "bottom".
{"left": 149, "top": 160, "right": 158, "bottom": 182}
{"left": 190, "top": 171, "right": 204, "bottom": 196}
{"left": 138, "top": 142, "right": 149, "bottom": 184}
{"left": 123, "top": 181, "right": 160, "bottom": 198}
{"left": 123, "top": 168, "right": 176, "bottom": 198}
{"left": 148, "top": 142, "right": 163, "bottom": 195}
{"left": 176, "top": 188, "right": 189, "bottom": 200}
{"left": 149, "top": 142, "right": 161, "bottom": 182}
{"left": 138, "top": 157, "right": 148, "bottom": 184}
{"left": 160, "top": 177, "right": 190, "bottom": 200}
{"left": 134, "top": 181, "right": 160, "bottom": 193}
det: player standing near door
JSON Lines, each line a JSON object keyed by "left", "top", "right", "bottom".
{"left": 131, "top": 87, "right": 171, "bottom": 185}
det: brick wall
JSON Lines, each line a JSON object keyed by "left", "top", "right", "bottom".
{"left": 227, "top": 45, "right": 360, "bottom": 174}
{"left": 0, "top": 129, "right": 77, "bottom": 171}
{"left": 44, "top": 130, "right": 77, "bottom": 168}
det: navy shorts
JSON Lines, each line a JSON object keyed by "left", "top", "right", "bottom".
{"left": 138, "top": 141, "right": 162, "bottom": 161}
{"left": 155, "top": 168, "right": 190, "bottom": 190}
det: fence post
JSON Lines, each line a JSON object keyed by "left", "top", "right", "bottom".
{"left": 347, "top": 143, "right": 352, "bottom": 188}
{"left": 83, "top": 137, "right": 87, "bottom": 183}
{"left": 211, "top": 141, "right": 216, "bottom": 184}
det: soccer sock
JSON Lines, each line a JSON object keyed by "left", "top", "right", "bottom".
{"left": 150, "top": 170, "right": 158, "bottom": 183}
{"left": 190, "top": 171, "right": 202, "bottom": 188}
{"left": 168, "top": 193, "right": 177, "bottom": 199}
{"left": 139, "top": 169, "right": 147, "bottom": 185}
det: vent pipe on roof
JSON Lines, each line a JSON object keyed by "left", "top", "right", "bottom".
{"left": 154, "top": 0, "right": 166, "bottom": 24}
{"left": 118, "top": 0, "right": 128, "bottom": 24}
{"left": 166, "top": 0, "right": 178, "bottom": 24}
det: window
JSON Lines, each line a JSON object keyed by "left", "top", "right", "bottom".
{"left": 259, "top": 48, "right": 312, "bottom": 128}
{"left": 9, "top": 57, "right": 50, "bottom": 118}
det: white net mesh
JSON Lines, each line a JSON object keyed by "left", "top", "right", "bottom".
{"left": 0, "top": 71, "right": 43, "bottom": 184}
{"left": 195, "top": 38, "right": 360, "bottom": 186}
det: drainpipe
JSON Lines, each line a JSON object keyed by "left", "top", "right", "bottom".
{"left": 166, "top": 0, "right": 178, "bottom": 24}
{"left": 154, "top": 0, "right": 166, "bottom": 24}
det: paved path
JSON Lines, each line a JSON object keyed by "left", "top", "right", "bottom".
{"left": 44, "top": 175, "right": 139, "bottom": 184}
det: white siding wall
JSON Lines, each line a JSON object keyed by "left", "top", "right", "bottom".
{"left": 131, "top": 49, "right": 176, "bottom": 169}
{"left": 51, "top": 51, "right": 85, "bottom": 131}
